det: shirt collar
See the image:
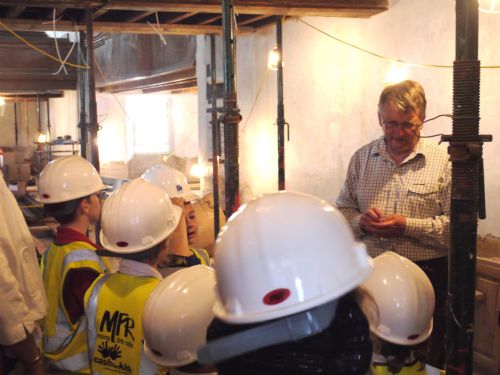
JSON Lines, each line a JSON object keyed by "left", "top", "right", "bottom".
{"left": 371, "top": 136, "right": 428, "bottom": 162}
{"left": 118, "top": 258, "right": 162, "bottom": 279}
{"left": 55, "top": 226, "right": 100, "bottom": 248}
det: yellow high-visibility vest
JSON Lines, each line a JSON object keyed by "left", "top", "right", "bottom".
{"left": 41, "top": 241, "right": 109, "bottom": 373}
{"left": 372, "top": 361, "right": 445, "bottom": 375}
{"left": 190, "top": 247, "right": 210, "bottom": 265}
{"left": 85, "top": 272, "right": 160, "bottom": 374}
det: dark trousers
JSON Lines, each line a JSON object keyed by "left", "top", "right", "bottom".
{"left": 415, "top": 256, "right": 448, "bottom": 369}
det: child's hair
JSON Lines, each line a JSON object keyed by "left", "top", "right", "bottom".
{"left": 372, "top": 335, "right": 428, "bottom": 374}
{"left": 43, "top": 195, "right": 91, "bottom": 224}
{"left": 207, "top": 290, "right": 372, "bottom": 375}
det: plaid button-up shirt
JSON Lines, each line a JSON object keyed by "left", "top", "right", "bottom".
{"left": 336, "top": 137, "right": 450, "bottom": 261}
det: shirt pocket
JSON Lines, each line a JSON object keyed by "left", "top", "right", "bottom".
{"left": 406, "top": 182, "right": 442, "bottom": 217}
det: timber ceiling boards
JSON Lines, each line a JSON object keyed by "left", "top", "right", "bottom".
{"left": 0, "top": 1, "right": 388, "bottom": 35}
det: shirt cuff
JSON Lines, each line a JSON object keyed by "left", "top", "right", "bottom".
{"left": 404, "top": 217, "right": 427, "bottom": 239}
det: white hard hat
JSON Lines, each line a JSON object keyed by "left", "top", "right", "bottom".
{"left": 142, "top": 164, "right": 198, "bottom": 201}
{"left": 99, "top": 178, "right": 182, "bottom": 254}
{"left": 38, "top": 156, "right": 106, "bottom": 203}
{"left": 362, "top": 251, "right": 435, "bottom": 345}
{"left": 213, "top": 191, "right": 372, "bottom": 324}
{"left": 143, "top": 265, "right": 217, "bottom": 367}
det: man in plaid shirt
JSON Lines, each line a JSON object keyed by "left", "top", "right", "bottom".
{"left": 336, "top": 80, "right": 450, "bottom": 369}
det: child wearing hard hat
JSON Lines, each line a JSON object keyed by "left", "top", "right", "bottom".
{"left": 197, "top": 191, "right": 374, "bottom": 375}
{"left": 142, "top": 164, "right": 210, "bottom": 275}
{"left": 38, "top": 155, "right": 109, "bottom": 373}
{"left": 84, "top": 178, "right": 184, "bottom": 374}
{"left": 362, "top": 251, "right": 444, "bottom": 375}
{"left": 143, "top": 265, "right": 218, "bottom": 375}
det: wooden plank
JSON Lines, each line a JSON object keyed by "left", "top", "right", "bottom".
{"left": 5, "top": 6, "right": 26, "bottom": 18}
{"left": 0, "top": 1, "right": 389, "bottom": 17}
{"left": 0, "top": 92, "right": 64, "bottom": 99}
{"left": 92, "top": 7, "right": 109, "bottom": 20}
{"left": 0, "top": 79, "right": 77, "bottom": 91}
{"left": 238, "top": 14, "right": 271, "bottom": 26}
{"left": 0, "top": 18, "right": 255, "bottom": 35}
{"left": 165, "top": 12, "right": 197, "bottom": 24}
{"left": 199, "top": 14, "right": 222, "bottom": 25}
{"left": 97, "top": 66, "right": 196, "bottom": 93}
{"left": 141, "top": 77, "right": 197, "bottom": 93}
{"left": 126, "top": 10, "right": 155, "bottom": 23}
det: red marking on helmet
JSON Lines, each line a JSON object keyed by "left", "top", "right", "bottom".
{"left": 263, "top": 288, "right": 291, "bottom": 305}
{"left": 407, "top": 334, "right": 420, "bottom": 340}
{"left": 116, "top": 241, "right": 129, "bottom": 247}
{"left": 42, "top": 193, "right": 50, "bottom": 198}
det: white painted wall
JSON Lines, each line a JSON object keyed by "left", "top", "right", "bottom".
{"left": 197, "top": 0, "right": 500, "bottom": 236}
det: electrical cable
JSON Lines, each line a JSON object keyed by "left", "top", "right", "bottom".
{"left": 0, "top": 20, "right": 89, "bottom": 69}
{"left": 241, "top": 67, "right": 271, "bottom": 133}
{"left": 297, "top": 18, "right": 500, "bottom": 69}
{"left": 52, "top": 8, "right": 69, "bottom": 75}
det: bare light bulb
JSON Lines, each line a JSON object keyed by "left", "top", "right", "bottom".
{"left": 267, "top": 47, "right": 282, "bottom": 70}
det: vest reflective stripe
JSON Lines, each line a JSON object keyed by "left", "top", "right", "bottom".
{"left": 190, "top": 247, "right": 210, "bottom": 265}
{"left": 42, "top": 241, "right": 107, "bottom": 372}
{"left": 85, "top": 272, "right": 160, "bottom": 375}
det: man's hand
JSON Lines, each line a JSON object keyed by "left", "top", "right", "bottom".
{"left": 359, "top": 207, "right": 383, "bottom": 232}
{"left": 359, "top": 209, "right": 406, "bottom": 238}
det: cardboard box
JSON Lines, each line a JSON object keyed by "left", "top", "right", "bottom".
{"left": 7, "top": 163, "right": 31, "bottom": 182}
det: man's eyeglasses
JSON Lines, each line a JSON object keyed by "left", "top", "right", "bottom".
{"left": 382, "top": 120, "right": 421, "bottom": 131}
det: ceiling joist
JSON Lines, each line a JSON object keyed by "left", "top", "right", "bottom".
{"left": 0, "top": 1, "right": 388, "bottom": 17}
{"left": 0, "top": 18, "right": 255, "bottom": 35}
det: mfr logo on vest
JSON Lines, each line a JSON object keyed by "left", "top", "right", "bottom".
{"left": 99, "top": 310, "right": 136, "bottom": 347}
{"left": 94, "top": 310, "right": 136, "bottom": 374}
{"left": 176, "top": 184, "right": 183, "bottom": 192}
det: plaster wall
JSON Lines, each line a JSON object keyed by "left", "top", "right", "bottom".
{"left": 196, "top": 0, "right": 500, "bottom": 236}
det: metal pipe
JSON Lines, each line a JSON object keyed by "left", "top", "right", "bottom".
{"left": 210, "top": 34, "right": 221, "bottom": 237}
{"left": 78, "top": 31, "right": 88, "bottom": 158}
{"left": 36, "top": 95, "right": 41, "bottom": 133}
{"left": 46, "top": 98, "right": 51, "bottom": 139}
{"left": 85, "top": 9, "right": 100, "bottom": 171}
{"left": 221, "top": 0, "right": 241, "bottom": 218}
{"left": 276, "top": 16, "right": 286, "bottom": 191}
{"left": 14, "top": 102, "right": 18, "bottom": 146}
{"left": 444, "top": 1, "right": 491, "bottom": 373}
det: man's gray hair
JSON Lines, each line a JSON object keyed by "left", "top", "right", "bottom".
{"left": 378, "top": 80, "right": 427, "bottom": 120}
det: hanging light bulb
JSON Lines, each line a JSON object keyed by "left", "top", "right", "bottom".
{"left": 190, "top": 161, "right": 209, "bottom": 179}
{"left": 478, "top": 0, "right": 500, "bottom": 13}
{"left": 384, "top": 62, "right": 409, "bottom": 85}
{"left": 267, "top": 47, "right": 282, "bottom": 70}
{"left": 37, "top": 132, "right": 48, "bottom": 143}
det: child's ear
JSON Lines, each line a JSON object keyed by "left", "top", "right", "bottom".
{"left": 78, "top": 196, "right": 92, "bottom": 215}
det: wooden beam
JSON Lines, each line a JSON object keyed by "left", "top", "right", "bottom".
{"left": 44, "top": 6, "right": 67, "bottom": 19}
{"left": 142, "top": 78, "right": 197, "bottom": 93}
{"left": 238, "top": 14, "right": 271, "bottom": 26}
{"left": 97, "top": 66, "right": 196, "bottom": 93}
{"left": 0, "top": 92, "right": 64, "bottom": 99}
{"left": 0, "top": 79, "right": 76, "bottom": 91}
{"left": 0, "top": 1, "right": 389, "bottom": 18}
{"left": 165, "top": 12, "right": 197, "bottom": 24}
{"left": 199, "top": 14, "right": 222, "bottom": 25}
{"left": 92, "top": 7, "right": 109, "bottom": 20}
{"left": 126, "top": 10, "right": 155, "bottom": 23}
{"left": 0, "top": 18, "right": 255, "bottom": 35}
{"left": 5, "top": 6, "right": 26, "bottom": 18}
